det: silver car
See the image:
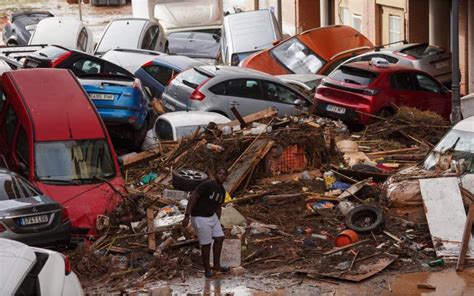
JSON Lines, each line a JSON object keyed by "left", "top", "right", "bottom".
{"left": 0, "top": 168, "right": 71, "bottom": 248}
{"left": 161, "top": 65, "right": 313, "bottom": 118}
{"left": 341, "top": 43, "right": 452, "bottom": 86}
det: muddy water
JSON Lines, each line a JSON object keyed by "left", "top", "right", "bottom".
{"left": 389, "top": 268, "right": 474, "bottom": 295}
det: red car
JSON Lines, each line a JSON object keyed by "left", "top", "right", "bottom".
{"left": 314, "top": 59, "right": 451, "bottom": 125}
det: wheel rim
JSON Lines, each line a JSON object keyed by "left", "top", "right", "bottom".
{"left": 178, "top": 169, "right": 206, "bottom": 180}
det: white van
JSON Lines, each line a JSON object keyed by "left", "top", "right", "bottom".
{"left": 29, "top": 17, "right": 94, "bottom": 54}
{"left": 221, "top": 9, "right": 282, "bottom": 65}
{"left": 142, "top": 111, "right": 230, "bottom": 150}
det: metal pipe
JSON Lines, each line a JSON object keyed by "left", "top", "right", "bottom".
{"left": 451, "top": 0, "right": 461, "bottom": 124}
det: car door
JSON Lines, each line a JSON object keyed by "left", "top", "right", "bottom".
{"left": 413, "top": 73, "right": 450, "bottom": 118}
{"left": 190, "top": 32, "right": 220, "bottom": 59}
{"left": 167, "top": 32, "right": 193, "bottom": 56}
{"left": 141, "top": 64, "right": 176, "bottom": 98}
{"left": 0, "top": 104, "right": 19, "bottom": 171}
{"left": 260, "top": 80, "right": 310, "bottom": 116}
{"left": 388, "top": 72, "right": 424, "bottom": 110}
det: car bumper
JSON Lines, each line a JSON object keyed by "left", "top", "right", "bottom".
{"left": 162, "top": 93, "right": 205, "bottom": 112}
{"left": 97, "top": 107, "right": 147, "bottom": 129}
{"left": 0, "top": 220, "right": 72, "bottom": 248}
{"left": 315, "top": 102, "right": 366, "bottom": 124}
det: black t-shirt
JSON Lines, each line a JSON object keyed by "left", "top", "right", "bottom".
{"left": 191, "top": 180, "right": 225, "bottom": 217}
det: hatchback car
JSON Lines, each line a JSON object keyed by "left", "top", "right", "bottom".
{"left": 0, "top": 238, "right": 83, "bottom": 295}
{"left": 94, "top": 18, "right": 166, "bottom": 56}
{"left": 79, "top": 74, "right": 153, "bottom": 150}
{"left": 0, "top": 168, "right": 71, "bottom": 248}
{"left": 314, "top": 59, "right": 451, "bottom": 125}
{"left": 162, "top": 65, "right": 313, "bottom": 119}
{"left": 23, "top": 45, "right": 133, "bottom": 77}
{"left": 240, "top": 25, "right": 373, "bottom": 76}
{"left": 135, "top": 55, "right": 205, "bottom": 99}
{"left": 341, "top": 43, "right": 452, "bottom": 86}
{"left": 2, "top": 11, "right": 54, "bottom": 46}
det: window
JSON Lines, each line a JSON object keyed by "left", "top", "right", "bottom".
{"left": 16, "top": 127, "right": 29, "bottom": 168}
{"left": 77, "top": 28, "right": 88, "bottom": 52}
{"left": 352, "top": 14, "right": 362, "bottom": 32}
{"left": 177, "top": 69, "right": 210, "bottom": 89}
{"left": 389, "top": 15, "right": 402, "bottom": 44}
{"left": 0, "top": 87, "right": 6, "bottom": 111}
{"left": 262, "top": 81, "right": 298, "bottom": 104}
{"left": 72, "top": 59, "right": 102, "bottom": 75}
{"left": 329, "top": 65, "right": 378, "bottom": 85}
{"left": 144, "top": 65, "right": 174, "bottom": 86}
{"left": 391, "top": 73, "right": 415, "bottom": 90}
{"left": 415, "top": 74, "right": 441, "bottom": 93}
{"left": 155, "top": 119, "right": 173, "bottom": 141}
{"left": 339, "top": 7, "right": 350, "bottom": 25}
{"left": 217, "top": 79, "right": 263, "bottom": 99}
{"left": 271, "top": 38, "right": 324, "bottom": 74}
{"left": 4, "top": 106, "right": 17, "bottom": 145}
{"left": 142, "top": 26, "right": 161, "bottom": 50}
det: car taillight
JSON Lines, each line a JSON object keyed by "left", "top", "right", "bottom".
{"left": 189, "top": 78, "right": 210, "bottom": 101}
{"left": 0, "top": 223, "right": 6, "bottom": 233}
{"left": 50, "top": 51, "right": 72, "bottom": 68}
{"left": 63, "top": 255, "right": 72, "bottom": 275}
{"left": 363, "top": 88, "right": 379, "bottom": 96}
{"left": 60, "top": 208, "right": 70, "bottom": 223}
{"left": 394, "top": 51, "right": 417, "bottom": 60}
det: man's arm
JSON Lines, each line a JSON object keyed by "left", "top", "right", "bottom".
{"left": 216, "top": 205, "right": 222, "bottom": 220}
{"left": 182, "top": 190, "right": 199, "bottom": 227}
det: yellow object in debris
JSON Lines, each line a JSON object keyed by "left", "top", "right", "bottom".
{"left": 225, "top": 192, "right": 232, "bottom": 203}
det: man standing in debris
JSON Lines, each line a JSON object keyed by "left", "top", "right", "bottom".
{"left": 182, "top": 168, "right": 230, "bottom": 278}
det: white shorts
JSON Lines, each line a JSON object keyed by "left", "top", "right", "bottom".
{"left": 191, "top": 214, "right": 224, "bottom": 245}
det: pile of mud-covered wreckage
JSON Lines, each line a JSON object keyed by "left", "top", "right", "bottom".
{"left": 71, "top": 106, "right": 474, "bottom": 293}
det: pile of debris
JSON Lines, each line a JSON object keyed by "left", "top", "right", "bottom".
{"left": 70, "top": 107, "right": 454, "bottom": 294}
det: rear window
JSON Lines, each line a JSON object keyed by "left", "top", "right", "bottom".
{"left": 329, "top": 65, "right": 378, "bottom": 85}
{"left": 0, "top": 173, "right": 40, "bottom": 200}
{"left": 155, "top": 118, "right": 173, "bottom": 141}
{"left": 400, "top": 44, "right": 445, "bottom": 59}
{"left": 96, "top": 20, "right": 145, "bottom": 54}
{"left": 176, "top": 69, "right": 210, "bottom": 89}
{"left": 33, "top": 46, "right": 69, "bottom": 60}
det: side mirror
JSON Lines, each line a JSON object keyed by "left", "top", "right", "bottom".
{"left": 212, "top": 34, "right": 220, "bottom": 42}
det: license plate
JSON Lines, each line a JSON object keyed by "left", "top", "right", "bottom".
{"left": 89, "top": 93, "right": 115, "bottom": 100}
{"left": 326, "top": 104, "right": 346, "bottom": 114}
{"left": 25, "top": 60, "right": 39, "bottom": 68}
{"left": 434, "top": 60, "right": 449, "bottom": 69}
{"left": 20, "top": 215, "right": 48, "bottom": 225}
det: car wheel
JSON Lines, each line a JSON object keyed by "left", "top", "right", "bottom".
{"left": 345, "top": 205, "right": 385, "bottom": 235}
{"left": 377, "top": 108, "right": 394, "bottom": 119}
{"left": 172, "top": 168, "right": 208, "bottom": 191}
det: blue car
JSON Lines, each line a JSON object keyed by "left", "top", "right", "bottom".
{"left": 135, "top": 55, "right": 205, "bottom": 99}
{"left": 80, "top": 74, "right": 152, "bottom": 150}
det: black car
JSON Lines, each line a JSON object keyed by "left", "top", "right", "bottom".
{"left": 2, "top": 11, "right": 54, "bottom": 46}
{"left": 23, "top": 45, "right": 133, "bottom": 77}
{"left": 0, "top": 168, "right": 71, "bottom": 248}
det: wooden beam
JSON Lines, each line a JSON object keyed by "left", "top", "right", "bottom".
{"left": 220, "top": 108, "right": 278, "bottom": 128}
{"left": 122, "top": 148, "right": 161, "bottom": 169}
{"left": 366, "top": 147, "right": 420, "bottom": 157}
{"left": 456, "top": 204, "right": 474, "bottom": 271}
{"left": 146, "top": 208, "right": 156, "bottom": 251}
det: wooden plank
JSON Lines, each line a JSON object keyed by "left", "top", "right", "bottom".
{"left": 223, "top": 139, "right": 273, "bottom": 194}
{"left": 419, "top": 177, "right": 474, "bottom": 258}
{"left": 457, "top": 205, "right": 474, "bottom": 271}
{"left": 219, "top": 108, "right": 278, "bottom": 128}
{"left": 123, "top": 148, "right": 161, "bottom": 169}
{"left": 146, "top": 208, "right": 156, "bottom": 251}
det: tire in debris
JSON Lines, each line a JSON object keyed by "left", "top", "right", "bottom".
{"left": 172, "top": 168, "right": 208, "bottom": 192}
{"left": 345, "top": 205, "right": 385, "bottom": 235}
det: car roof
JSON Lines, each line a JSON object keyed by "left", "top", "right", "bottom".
{"left": 0, "top": 238, "right": 36, "bottom": 296}
{"left": 4, "top": 69, "right": 105, "bottom": 141}
{"left": 342, "top": 61, "right": 421, "bottom": 73}
{"left": 276, "top": 73, "right": 325, "bottom": 83}
{"left": 101, "top": 48, "right": 161, "bottom": 73}
{"left": 453, "top": 116, "right": 474, "bottom": 132}
{"left": 197, "top": 65, "right": 282, "bottom": 81}
{"left": 150, "top": 55, "right": 205, "bottom": 70}
{"left": 158, "top": 111, "right": 230, "bottom": 127}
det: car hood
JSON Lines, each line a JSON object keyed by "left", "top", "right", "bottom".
{"left": 36, "top": 178, "right": 125, "bottom": 229}
{"left": 154, "top": 0, "right": 223, "bottom": 31}
{"left": 0, "top": 238, "right": 36, "bottom": 296}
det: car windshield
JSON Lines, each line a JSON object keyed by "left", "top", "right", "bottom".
{"left": 177, "top": 69, "right": 210, "bottom": 89}
{"left": 329, "top": 65, "right": 378, "bottom": 86}
{"left": 0, "top": 173, "right": 40, "bottom": 200}
{"left": 35, "top": 140, "right": 115, "bottom": 184}
{"left": 271, "top": 38, "right": 324, "bottom": 74}
{"left": 96, "top": 20, "right": 145, "bottom": 54}
{"left": 423, "top": 129, "right": 474, "bottom": 173}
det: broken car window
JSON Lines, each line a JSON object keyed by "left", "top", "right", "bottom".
{"left": 271, "top": 38, "right": 324, "bottom": 74}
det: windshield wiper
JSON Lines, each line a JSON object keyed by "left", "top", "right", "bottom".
{"left": 38, "top": 177, "right": 79, "bottom": 184}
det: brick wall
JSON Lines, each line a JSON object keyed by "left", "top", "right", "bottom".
{"left": 407, "top": 0, "right": 429, "bottom": 43}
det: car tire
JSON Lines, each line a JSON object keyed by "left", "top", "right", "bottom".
{"left": 377, "top": 108, "right": 395, "bottom": 119}
{"left": 172, "top": 168, "right": 208, "bottom": 192}
{"left": 345, "top": 205, "right": 385, "bottom": 235}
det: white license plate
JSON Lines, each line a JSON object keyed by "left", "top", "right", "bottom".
{"left": 25, "top": 60, "right": 39, "bottom": 68}
{"left": 20, "top": 215, "right": 48, "bottom": 225}
{"left": 89, "top": 93, "right": 115, "bottom": 100}
{"left": 434, "top": 60, "right": 449, "bottom": 69}
{"left": 326, "top": 104, "right": 346, "bottom": 114}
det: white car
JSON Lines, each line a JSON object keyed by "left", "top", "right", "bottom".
{"left": 101, "top": 48, "right": 163, "bottom": 73}
{"left": 0, "top": 238, "right": 83, "bottom": 296}
{"left": 142, "top": 111, "right": 231, "bottom": 150}
{"left": 29, "top": 17, "right": 94, "bottom": 54}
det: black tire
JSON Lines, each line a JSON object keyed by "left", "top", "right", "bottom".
{"left": 377, "top": 108, "right": 395, "bottom": 119}
{"left": 345, "top": 205, "right": 385, "bottom": 235}
{"left": 172, "top": 168, "right": 208, "bottom": 191}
